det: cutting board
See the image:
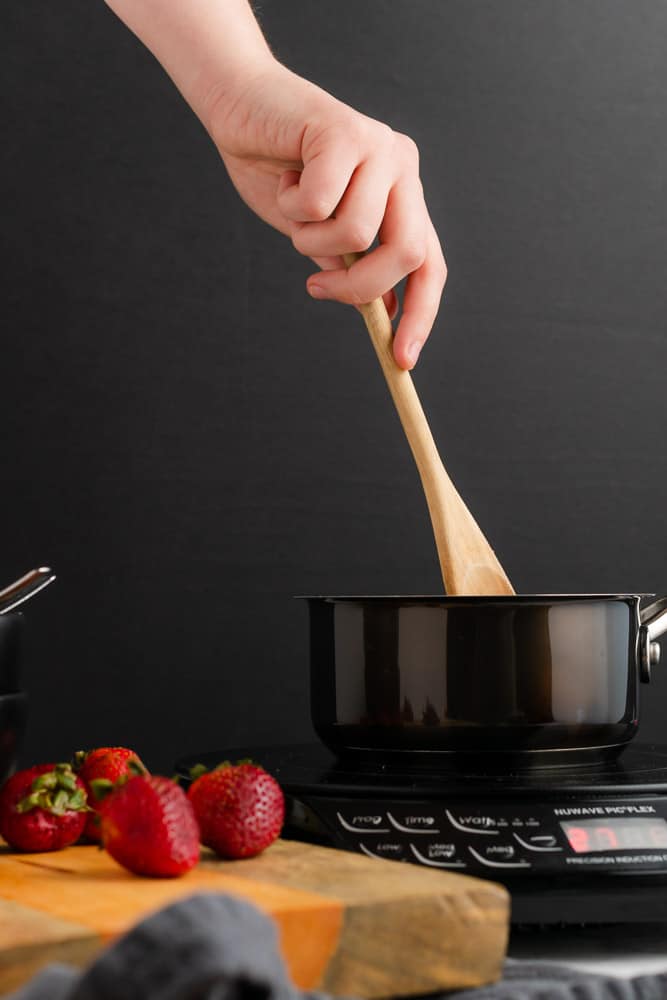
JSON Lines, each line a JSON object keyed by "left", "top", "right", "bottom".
{"left": 0, "top": 838, "right": 509, "bottom": 997}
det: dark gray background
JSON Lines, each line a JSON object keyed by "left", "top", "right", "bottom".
{"left": 1, "top": 1, "right": 666, "bottom": 770}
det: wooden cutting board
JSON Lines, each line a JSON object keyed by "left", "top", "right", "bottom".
{"left": 0, "top": 838, "right": 509, "bottom": 997}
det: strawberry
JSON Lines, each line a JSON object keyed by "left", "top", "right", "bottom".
{"left": 187, "top": 762, "right": 284, "bottom": 860}
{"left": 0, "top": 763, "right": 88, "bottom": 852}
{"left": 100, "top": 774, "right": 200, "bottom": 877}
{"left": 74, "top": 746, "right": 146, "bottom": 842}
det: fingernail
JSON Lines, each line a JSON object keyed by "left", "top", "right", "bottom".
{"left": 308, "top": 283, "right": 326, "bottom": 299}
{"left": 407, "top": 341, "right": 421, "bottom": 366}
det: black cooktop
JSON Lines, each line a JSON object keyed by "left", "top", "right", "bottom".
{"left": 175, "top": 742, "right": 667, "bottom": 797}
{"left": 175, "top": 742, "right": 667, "bottom": 924}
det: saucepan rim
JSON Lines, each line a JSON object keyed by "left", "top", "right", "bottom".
{"left": 299, "top": 593, "right": 654, "bottom": 601}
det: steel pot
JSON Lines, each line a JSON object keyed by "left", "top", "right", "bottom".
{"left": 306, "top": 595, "right": 667, "bottom": 758}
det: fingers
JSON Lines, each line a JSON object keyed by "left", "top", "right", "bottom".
{"left": 310, "top": 253, "right": 398, "bottom": 320}
{"left": 304, "top": 174, "right": 427, "bottom": 304}
{"left": 277, "top": 128, "right": 359, "bottom": 222}
{"left": 283, "top": 123, "right": 445, "bottom": 365}
{"left": 291, "top": 159, "right": 393, "bottom": 259}
{"left": 392, "top": 219, "right": 447, "bottom": 369}
{"left": 310, "top": 253, "right": 345, "bottom": 271}
{"left": 309, "top": 212, "right": 445, "bottom": 369}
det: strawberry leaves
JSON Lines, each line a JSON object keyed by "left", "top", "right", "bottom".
{"left": 16, "top": 763, "right": 89, "bottom": 816}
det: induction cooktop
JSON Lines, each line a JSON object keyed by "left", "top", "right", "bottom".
{"left": 175, "top": 742, "right": 667, "bottom": 924}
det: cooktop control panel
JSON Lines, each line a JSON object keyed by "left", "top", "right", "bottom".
{"left": 291, "top": 796, "right": 667, "bottom": 875}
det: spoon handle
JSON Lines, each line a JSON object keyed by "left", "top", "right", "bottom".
{"left": 344, "top": 254, "right": 513, "bottom": 595}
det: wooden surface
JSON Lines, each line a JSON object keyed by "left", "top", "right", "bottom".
{"left": 0, "top": 838, "right": 509, "bottom": 997}
{"left": 344, "top": 252, "right": 514, "bottom": 596}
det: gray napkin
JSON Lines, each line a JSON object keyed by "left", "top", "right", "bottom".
{"left": 4, "top": 892, "right": 667, "bottom": 1000}
{"left": 447, "top": 961, "right": 667, "bottom": 999}
{"left": 3, "top": 893, "right": 311, "bottom": 1000}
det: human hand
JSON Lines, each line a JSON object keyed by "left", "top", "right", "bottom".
{"left": 206, "top": 63, "right": 447, "bottom": 370}
{"left": 103, "top": 0, "right": 446, "bottom": 368}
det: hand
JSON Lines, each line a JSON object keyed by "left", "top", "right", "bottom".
{"left": 206, "top": 63, "right": 447, "bottom": 369}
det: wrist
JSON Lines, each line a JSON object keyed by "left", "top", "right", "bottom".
{"left": 104, "top": 0, "right": 275, "bottom": 127}
{"left": 197, "top": 49, "right": 279, "bottom": 138}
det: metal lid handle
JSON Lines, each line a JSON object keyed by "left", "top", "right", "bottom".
{"left": 0, "top": 567, "right": 56, "bottom": 615}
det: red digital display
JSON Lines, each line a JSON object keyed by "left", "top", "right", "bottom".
{"left": 560, "top": 818, "right": 667, "bottom": 853}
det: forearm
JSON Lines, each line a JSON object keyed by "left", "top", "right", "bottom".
{"left": 104, "top": 0, "right": 274, "bottom": 127}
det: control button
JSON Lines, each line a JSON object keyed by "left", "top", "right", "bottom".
{"left": 425, "top": 842, "right": 457, "bottom": 860}
{"left": 446, "top": 809, "right": 498, "bottom": 835}
{"left": 484, "top": 843, "right": 516, "bottom": 860}
{"left": 410, "top": 843, "right": 466, "bottom": 869}
{"left": 513, "top": 832, "right": 562, "bottom": 853}
{"left": 387, "top": 811, "right": 440, "bottom": 834}
{"left": 359, "top": 841, "right": 406, "bottom": 861}
{"left": 336, "top": 811, "right": 389, "bottom": 834}
{"left": 468, "top": 845, "right": 531, "bottom": 869}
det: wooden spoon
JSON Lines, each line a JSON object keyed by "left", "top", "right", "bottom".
{"left": 344, "top": 253, "right": 514, "bottom": 596}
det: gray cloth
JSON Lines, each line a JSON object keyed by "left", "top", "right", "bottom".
{"left": 447, "top": 961, "right": 667, "bottom": 999}
{"left": 4, "top": 894, "right": 310, "bottom": 1000}
{"left": 4, "top": 893, "right": 667, "bottom": 1000}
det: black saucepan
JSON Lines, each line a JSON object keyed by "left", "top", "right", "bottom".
{"left": 0, "top": 572, "right": 54, "bottom": 782}
{"left": 306, "top": 595, "right": 667, "bottom": 759}
{"left": 0, "top": 613, "right": 27, "bottom": 783}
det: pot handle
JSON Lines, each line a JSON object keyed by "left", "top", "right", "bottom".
{"left": 638, "top": 598, "right": 667, "bottom": 682}
{"left": 641, "top": 598, "right": 667, "bottom": 640}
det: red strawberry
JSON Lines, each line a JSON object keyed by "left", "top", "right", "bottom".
{"left": 0, "top": 763, "right": 88, "bottom": 852}
{"left": 187, "top": 762, "right": 284, "bottom": 859}
{"left": 100, "top": 774, "right": 200, "bottom": 877}
{"left": 74, "top": 746, "right": 146, "bottom": 842}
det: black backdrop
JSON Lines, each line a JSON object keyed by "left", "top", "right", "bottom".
{"left": 2, "top": 1, "right": 666, "bottom": 770}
